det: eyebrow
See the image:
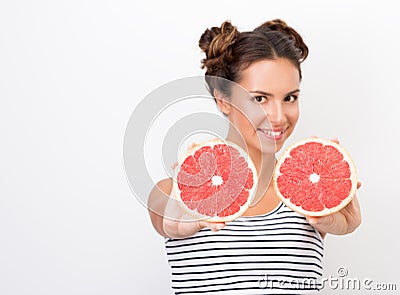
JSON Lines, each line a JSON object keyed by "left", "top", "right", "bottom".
{"left": 249, "top": 89, "right": 300, "bottom": 97}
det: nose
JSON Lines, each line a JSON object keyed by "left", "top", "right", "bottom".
{"left": 266, "top": 101, "right": 284, "bottom": 125}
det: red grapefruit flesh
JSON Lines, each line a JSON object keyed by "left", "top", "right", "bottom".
{"left": 273, "top": 138, "right": 357, "bottom": 216}
{"left": 172, "top": 138, "right": 258, "bottom": 222}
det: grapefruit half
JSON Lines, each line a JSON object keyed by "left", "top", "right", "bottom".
{"left": 273, "top": 137, "right": 357, "bottom": 217}
{"left": 172, "top": 138, "right": 258, "bottom": 222}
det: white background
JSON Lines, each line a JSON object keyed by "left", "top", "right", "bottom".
{"left": 1, "top": 0, "right": 400, "bottom": 294}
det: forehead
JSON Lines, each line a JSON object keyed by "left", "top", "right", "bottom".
{"left": 237, "top": 58, "right": 300, "bottom": 95}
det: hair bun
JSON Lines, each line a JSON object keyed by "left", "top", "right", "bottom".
{"left": 199, "top": 21, "right": 239, "bottom": 72}
{"left": 260, "top": 19, "right": 290, "bottom": 33}
{"left": 256, "top": 19, "right": 309, "bottom": 62}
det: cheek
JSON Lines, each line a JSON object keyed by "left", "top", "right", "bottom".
{"left": 230, "top": 110, "right": 251, "bottom": 132}
{"left": 287, "top": 105, "right": 300, "bottom": 124}
{"left": 230, "top": 102, "right": 267, "bottom": 130}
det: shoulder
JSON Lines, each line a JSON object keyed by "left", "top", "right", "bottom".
{"left": 148, "top": 177, "right": 174, "bottom": 207}
{"left": 151, "top": 177, "right": 173, "bottom": 196}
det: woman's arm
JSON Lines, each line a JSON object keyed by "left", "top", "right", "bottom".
{"left": 305, "top": 137, "right": 362, "bottom": 238}
{"left": 147, "top": 178, "right": 173, "bottom": 237}
{"left": 147, "top": 178, "right": 225, "bottom": 239}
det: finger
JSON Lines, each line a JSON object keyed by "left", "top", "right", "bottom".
{"left": 210, "top": 222, "right": 226, "bottom": 231}
{"left": 307, "top": 214, "right": 335, "bottom": 228}
{"left": 199, "top": 221, "right": 226, "bottom": 231}
{"left": 348, "top": 194, "right": 360, "bottom": 210}
{"left": 189, "top": 142, "right": 197, "bottom": 149}
{"left": 307, "top": 214, "right": 338, "bottom": 234}
{"left": 331, "top": 137, "right": 339, "bottom": 144}
{"left": 306, "top": 216, "right": 321, "bottom": 226}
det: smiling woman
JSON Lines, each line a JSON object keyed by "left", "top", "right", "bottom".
{"left": 147, "top": 19, "right": 362, "bottom": 294}
{"left": 219, "top": 58, "right": 301, "bottom": 155}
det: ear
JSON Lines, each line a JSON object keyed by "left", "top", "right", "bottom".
{"left": 214, "top": 89, "right": 231, "bottom": 116}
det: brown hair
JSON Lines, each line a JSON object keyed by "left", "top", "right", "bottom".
{"left": 199, "top": 19, "right": 309, "bottom": 97}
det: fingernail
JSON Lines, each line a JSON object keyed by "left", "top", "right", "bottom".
{"left": 215, "top": 224, "right": 225, "bottom": 230}
{"left": 308, "top": 217, "right": 318, "bottom": 225}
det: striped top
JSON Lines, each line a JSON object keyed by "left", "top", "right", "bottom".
{"left": 165, "top": 203, "right": 324, "bottom": 294}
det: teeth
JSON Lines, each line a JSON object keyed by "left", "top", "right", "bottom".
{"left": 259, "top": 129, "right": 284, "bottom": 137}
{"left": 268, "top": 130, "right": 282, "bottom": 136}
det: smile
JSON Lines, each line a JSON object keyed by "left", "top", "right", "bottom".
{"left": 257, "top": 128, "right": 287, "bottom": 140}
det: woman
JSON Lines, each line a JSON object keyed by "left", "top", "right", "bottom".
{"left": 148, "top": 19, "right": 361, "bottom": 294}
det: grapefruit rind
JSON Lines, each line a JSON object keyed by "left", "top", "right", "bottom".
{"left": 172, "top": 138, "right": 258, "bottom": 222}
{"left": 273, "top": 137, "right": 357, "bottom": 217}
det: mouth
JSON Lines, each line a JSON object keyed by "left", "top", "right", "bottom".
{"left": 257, "top": 128, "right": 288, "bottom": 140}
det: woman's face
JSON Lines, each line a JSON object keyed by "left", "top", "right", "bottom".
{"left": 219, "top": 58, "right": 300, "bottom": 155}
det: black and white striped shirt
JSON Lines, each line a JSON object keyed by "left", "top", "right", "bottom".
{"left": 165, "top": 203, "right": 324, "bottom": 294}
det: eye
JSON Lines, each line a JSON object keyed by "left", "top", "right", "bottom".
{"left": 253, "top": 96, "right": 267, "bottom": 103}
{"left": 284, "top": 94, "right": 298, "bottom": 103}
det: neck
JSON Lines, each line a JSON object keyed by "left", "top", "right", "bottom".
{"left": 225, "top": 127, "right": 276, "bottom": 204}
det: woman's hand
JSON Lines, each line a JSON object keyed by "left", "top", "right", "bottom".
{"left": 163, "top": 142, "right": 226, "bottom": 239}
{"left": 306, "top": 181, "right": 362, "bottom": 237}
{"left": 163, "top": 193, "right": 226, "bottom": 239}
{"left": 306, "top": 137, "right": 362, "bottom": 237}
